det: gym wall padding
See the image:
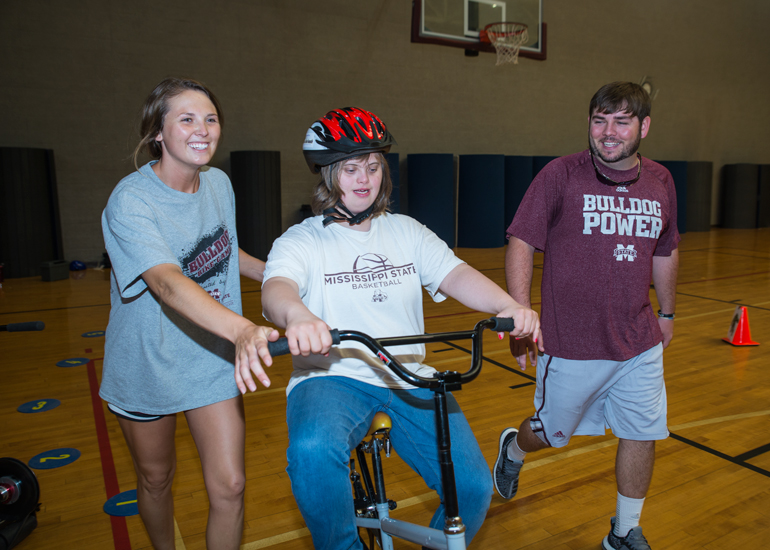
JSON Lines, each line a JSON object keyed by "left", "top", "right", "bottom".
{"left": 685, "top": 161, "right": 713, "bottom": 232}
{"left": 533, "top": 156, "right": 558, "bottom": 178}
{"left": 458, "top": 155, "right": 505, "bottom": 248}
{"left": 657, "top": 160, "right": 688, "bottom": 235}
{"left": 504, "top": 156, "right": 534, "bottom": 229}
{"left": 758, "top": 165, "right": 770, "bottom": 228}
{"left": 721, "top": 164, "right": 759, "bottom": 229}
{"left": 230, "top": 151, "right": 282, "bottom": 261}
{"left": 407, "top": 154, "right": 456, "bottom": 248}
{"left": 385, "top": 153, "right": 400, "bottom": 214}
{"left": 0, "top": 147, "right": 63, "bottom": 278}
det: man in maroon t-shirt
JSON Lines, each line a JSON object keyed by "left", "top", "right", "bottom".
{"left": 493, "top": 82, "right": 679, "bottom": 550}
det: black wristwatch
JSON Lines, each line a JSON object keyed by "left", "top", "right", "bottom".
{"left": 657, "top": 310, "right": 675, "bottom": 320}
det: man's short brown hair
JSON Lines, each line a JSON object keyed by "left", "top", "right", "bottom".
{"left": 589, "top": 81, "right": 651, "bottom": 122}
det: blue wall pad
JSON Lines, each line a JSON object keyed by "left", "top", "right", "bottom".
{"left": 385, "top": 153, "right": 400, "bottom": 214}
{"left": 458, "top": 155, "right": 505, "bottom": 248}
{"left": 407, "top": 154, "right": 456, "bottom": 247}
{"left": 533, "top": 156, "right": 557, "bottom": 178}
{"left": 721, "top": 164, "right": 759, "bottom": 229}
{"left": 657, "top": 160, "right": 688, "bottom": 234}
{"left": 685, "top": 161, "right": 713, "bottom": 232}
{"left": 758, "top": 165, "right": 770, "bottom": 228}
{"left": 504, "top": 156, "right": 534, "bottom": 229}
{"left": 230, "top": 151, "right": 282, "bottom": 261}
{"left": 0, "top": 147, "right": 64, "bottom": 278}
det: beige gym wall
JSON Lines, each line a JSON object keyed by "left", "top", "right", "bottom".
{"left": 1, "top": 0, "right": 768, "bottom": 262}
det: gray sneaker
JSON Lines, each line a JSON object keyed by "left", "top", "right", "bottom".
{"left": 493, "top": 428, "right": 524, "bottom": 499}
{"left": 602, "top": 517, "right": 651, "bottom": 550}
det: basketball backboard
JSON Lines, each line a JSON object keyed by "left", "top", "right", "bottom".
{"left": 411, "top": 0, "right": 546, "bottom": 60}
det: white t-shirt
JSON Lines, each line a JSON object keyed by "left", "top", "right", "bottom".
{"left": 263, "top": 213, "right": 465, "bottom": 394}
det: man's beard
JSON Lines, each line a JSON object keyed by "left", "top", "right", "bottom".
{"left": 588, "top": 130, "right": 642, "bottom": 166}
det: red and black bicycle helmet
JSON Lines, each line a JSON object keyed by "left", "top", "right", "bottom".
{"left": 303, "top": 107, "right": 396, "bottom": 173}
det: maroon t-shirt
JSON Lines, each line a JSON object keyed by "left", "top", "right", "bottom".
{"left": 507, "top": 150, "right": 680, "bottom": 361}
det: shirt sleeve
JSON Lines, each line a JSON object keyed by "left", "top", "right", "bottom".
{"left": 263, "top": 224, "right": 313, "bottom": 299}
{"left": 652, "top": 169, "right": 681, "bottom": 256}
{"left": 102, "top": 188, "right": 179, "bottom": 298}
{"left": 409, "top": 217, "right": 465, "bottom": 302}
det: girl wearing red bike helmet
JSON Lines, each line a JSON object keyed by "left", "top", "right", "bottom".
{"left": 260, "top": 107, "right": 540, "bottom": 549}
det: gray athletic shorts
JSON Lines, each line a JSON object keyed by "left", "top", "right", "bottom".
{"left": 530, "top": 343, "right": 668, "bottom": 447}
{"left": 108, "top": 403, "right": 165, "bottom": 422}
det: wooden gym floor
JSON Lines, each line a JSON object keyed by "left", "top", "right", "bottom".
{"left": 1, "top": 227, "right": 769, "bottom": 549}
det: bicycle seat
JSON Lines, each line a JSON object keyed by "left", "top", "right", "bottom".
{"left": 366, "top": 412, "right": 392, "bottom": 436}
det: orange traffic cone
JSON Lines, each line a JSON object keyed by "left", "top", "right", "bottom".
{"left": 722, "top": 306, "right": 759, "bottom": 346}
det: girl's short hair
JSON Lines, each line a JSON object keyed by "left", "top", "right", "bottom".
{"left": 311, "top": 152, "right": 392, "bottom": 217}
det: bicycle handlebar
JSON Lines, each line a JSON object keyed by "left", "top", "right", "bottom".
{"left": 267, "top": 317, "right": 513, "bottom": 390}
{"left": 267, "top": 329, "right": 341, "bottom": 357}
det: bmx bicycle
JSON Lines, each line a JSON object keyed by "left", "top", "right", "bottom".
{"left": 268, "top": 316, "right": 514, "bottom": 550}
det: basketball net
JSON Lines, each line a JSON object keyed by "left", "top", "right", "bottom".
{"left": 484, "top": 22, "right": 528, "bottom": 66}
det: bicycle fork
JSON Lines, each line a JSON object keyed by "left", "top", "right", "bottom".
{"left": 350, "top": 391, "right": 467, "bottom": 550}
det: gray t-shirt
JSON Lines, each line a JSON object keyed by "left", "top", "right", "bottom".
{"left": 100, "top": 162, "right": 241, "bottom": 414}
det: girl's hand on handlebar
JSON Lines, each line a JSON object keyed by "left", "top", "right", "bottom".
{"left": 285, "top": 314, "right": 335, "bottom": 357}
{"left": 498, "top": 304, "right": 541, "bottom": 341}
{"left": 234, "top": 324, "right": 281, "bottom": 393}
{"left": 497, "top": 304, "right": 544, "bottom": 371}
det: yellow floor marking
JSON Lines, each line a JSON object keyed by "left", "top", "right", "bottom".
{"left": 175, "top": 517, "right": 186, "bottom": 550}
{"left": 521, "top": 439, "right": 620, "bottom": 470}
{"left": 395, "top": 491, "right": 442, "bottom": 508}
{"left": 675, "top": 301, "right": 770, "bottom": 322}
{"left": 670, "top": 410, "right": 770, "bottom": 431}
{"left": 676, "top": 307, "right": 743, "bottom": 321}
{"left": 242, "top": 527, "right": 311, "bottom": 549}
{"left": 243, "top": 386, "right": 287, "bottom": 398}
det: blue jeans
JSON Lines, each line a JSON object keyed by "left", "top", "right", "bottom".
{"left": 286, "top": 376, "right": 492, "bottom": 550}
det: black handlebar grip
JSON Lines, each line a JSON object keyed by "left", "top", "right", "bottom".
{"left": 490, "top": 317, "right": 515, "bottom": 332}
{"left": 330, "top": 328, "right": 341, "bottom": 345}
{"left": 267, "top": 338, "right": 291, "bottom": 357}
{"left": 4, "top": 321, "right": 45, "bottom": 332}
{"left": 267, "top": 329, "right": 341, "bottom": 357}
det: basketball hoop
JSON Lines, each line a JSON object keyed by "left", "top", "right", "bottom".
{"left": 484, "top": 22, "right": 529, "bottom": 66}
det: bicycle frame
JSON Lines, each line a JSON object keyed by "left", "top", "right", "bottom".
{"left": 268, "top": 317, "right": 514, "bottom": 550}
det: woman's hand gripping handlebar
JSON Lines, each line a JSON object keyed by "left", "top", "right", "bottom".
{"left": 267, "top": 317, "right": 514, "bottom": 391}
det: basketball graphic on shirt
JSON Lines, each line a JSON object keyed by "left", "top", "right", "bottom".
{"left": 353, "top": 253, "right": 394, "bottom": 274}
{"left": 372, "top": 290, "right": 388, "bottom": 302}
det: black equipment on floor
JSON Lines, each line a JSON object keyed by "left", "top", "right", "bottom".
{"left": 0, "top": 457, "right": 41, "bottom": 550}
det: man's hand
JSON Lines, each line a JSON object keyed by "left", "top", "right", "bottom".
{"left": 658, "top": 318, "right": 674, "bottom": 349}
{"left": 509, "top": 331, "right": 543, "bottom": 371}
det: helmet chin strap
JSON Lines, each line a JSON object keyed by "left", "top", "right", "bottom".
{"left": 322, "top": 201, "right": 375, "bottom": 227}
